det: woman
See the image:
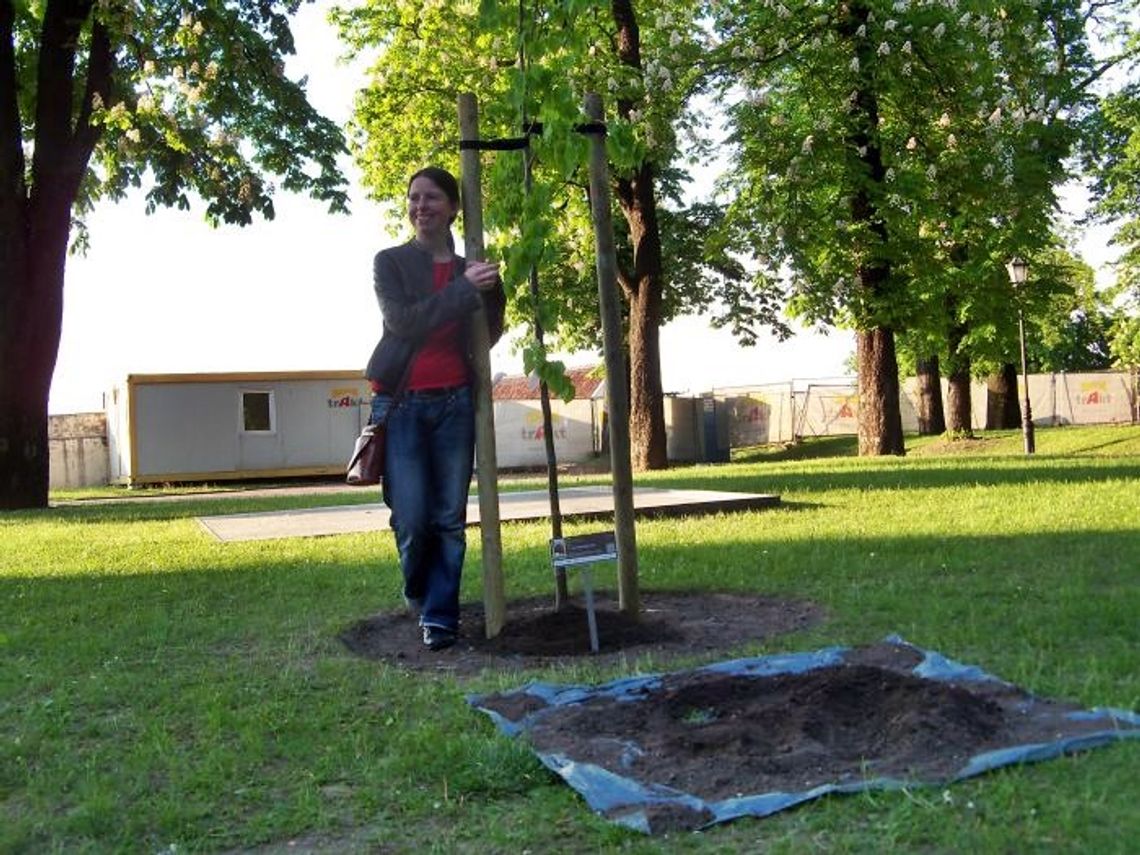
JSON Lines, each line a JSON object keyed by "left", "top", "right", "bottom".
{"left": 365, "top": 166, "right": 506, "bottom": 650}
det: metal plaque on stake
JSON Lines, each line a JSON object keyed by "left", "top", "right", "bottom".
{"left": 550, "top": 531, "right": 618, "bottom": 653}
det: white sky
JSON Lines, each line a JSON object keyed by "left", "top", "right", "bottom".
{"left": 47, "top": 2, "right": 1120, "bottom": 414}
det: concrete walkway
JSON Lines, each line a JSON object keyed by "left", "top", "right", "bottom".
{"left": 197, "top": 486, "right": 780, "bottom": 542}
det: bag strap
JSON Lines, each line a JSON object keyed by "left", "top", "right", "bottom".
{"left": 374, "top": 344, "right": 421, "bottom": 427}
{"left": 348, "top": 347, "right": 421, "bottom": 472}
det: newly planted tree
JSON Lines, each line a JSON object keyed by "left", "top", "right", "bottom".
{"left": 336, "top": 0, "right": 779, "bottom": 469}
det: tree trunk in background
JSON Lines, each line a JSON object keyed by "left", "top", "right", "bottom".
{"left": 612, "top": 0, "right": 667, "bottom": 470}
{"left": 945, "top": 357, "right": 973, "bottom": 434}
{"left": 944, "top": 315, "right": 972, "bottom": 435}
{"left": 985, "top": 363, "right": 1020, "bottom": 429}
{"left": 856, "top": 328, "right": 905, "bottom": 456}
{"left": 915, "top": 355, "right": 946, "bottom": 435}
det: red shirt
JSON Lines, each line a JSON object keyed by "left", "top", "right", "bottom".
{"left": 371, "top": 260, "right": 468, "bottom": 393}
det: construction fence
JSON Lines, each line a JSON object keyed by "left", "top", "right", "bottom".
{"left": 702, "top": 370, "right": 1138, "bottom": 448}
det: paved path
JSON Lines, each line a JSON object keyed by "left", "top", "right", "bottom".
{"left": 197, "top": 486, "right": 780, "bottom": 542}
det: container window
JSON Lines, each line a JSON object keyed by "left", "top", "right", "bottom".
{"left": 241, "top": 391, "right": 275, "bottom": 433}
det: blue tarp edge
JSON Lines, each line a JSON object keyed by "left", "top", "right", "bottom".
{"left": 467, "top": 636, "right": 1140, "bottom": 832}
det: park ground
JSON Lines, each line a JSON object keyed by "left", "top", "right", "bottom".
{"left": 2, "top": 425, "right": 1139, "bottom": 852}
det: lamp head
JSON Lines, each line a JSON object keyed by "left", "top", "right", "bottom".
{"left": 1006, "top": 257, "right": 1029, "bottom": 286}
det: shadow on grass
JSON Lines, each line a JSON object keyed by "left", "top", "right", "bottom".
{"left": 6, "top": 527, "right": 1138, "bottom": 671}
{"left": 732, "top": 435, "right": 860, "bottom": 462}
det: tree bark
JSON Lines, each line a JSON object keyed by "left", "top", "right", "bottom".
{"left": 617, "top": 166, "right": 667, "bottom": 471}
{"left": 0, "top": 227, "right": 66, "bottom": 510}
{"left": 839, "top": 1, "right": 905, "bottom": 457}
{"left": 945, "top": 363, "right": 973, "bottom": 434}
{"left": 1, "top": 0, "right": 106, "bottom": 508}
{"left": 915, "top": 355, "right": 946, "bottom": 435}
{"left": 856, "top": 328, "right": 905, "bottom": 456}
{"left": 610, "top": 0, "right": 667, "bottom": 471}
{"left": 944, "top": 321, "right": 972, "bottom": 435}
{"left": 985, "top": 363, "right": 1021, "bottom": 429}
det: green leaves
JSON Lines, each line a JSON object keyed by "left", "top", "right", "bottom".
{"left": 715, "top": 0, "right": 1118, "bottom": 371}
{"left": 12, "top": 1, "right": 350, "bottom": 227}
{"left": 337, "top": 0, "right": 740, "bottom": 397}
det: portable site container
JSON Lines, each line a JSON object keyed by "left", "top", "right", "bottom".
{"left": 490, "top": 367, "right": 606, "bottom": 469}
{"left": 106, "top": 371, "right": 372, "bottom": 485}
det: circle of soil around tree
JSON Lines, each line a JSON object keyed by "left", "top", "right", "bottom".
{"left": 338, "top": 591, "right": 825, "bottom": 675}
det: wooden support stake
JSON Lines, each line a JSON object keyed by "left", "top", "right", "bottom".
{"left": 457, "top": 93, "right": 506, "bottom": 638}
{"left": 582, "top": 92, "right": 640, "bottom": 617}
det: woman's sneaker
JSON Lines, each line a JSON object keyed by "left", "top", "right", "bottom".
{"left": 422, "top": 625, "right": 457, "bottom": 651}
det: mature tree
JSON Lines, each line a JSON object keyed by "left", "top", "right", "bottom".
{"left": 1028, "top": 250, "right": 1111, "bottom": 371}
{"left": 335, "top": 0, "right": 785, "bottom": 469}
{"left": 1083, "top": 39, "right": 1140, "bottom": 374}
{"left": 711, "top": 0, "right": 1120, "bottom": 454}
{"left": 1, "top": 0, "right": 347, "bottom": 508}
{"left": 985, "top": 364, "right": 1021, "bottom": 430}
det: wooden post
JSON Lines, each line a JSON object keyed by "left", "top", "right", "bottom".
{"left": 582, "top": 92, "right": 639, "bottom": 617}
{"left": 457, "top": 93, "right": 506, "bottom": 638}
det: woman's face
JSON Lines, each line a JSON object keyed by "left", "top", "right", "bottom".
{"left": 407, "top": 176, "right": 458, "bottom": 242}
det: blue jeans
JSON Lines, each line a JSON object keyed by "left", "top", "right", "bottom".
{"left": 371, "top": 386, "right": 474, "bottom": 633}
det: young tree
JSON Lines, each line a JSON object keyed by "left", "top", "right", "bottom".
{"left": 1, "top": 0, "right": 348, "bottom": 509}
{"left": 335, "top": 0, "right": 780, "bottom": 470}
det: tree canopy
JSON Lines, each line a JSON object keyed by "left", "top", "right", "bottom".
{"left": 712, "top": 0, "right": 1108, "bottom": 334}
{"left": 1, "top": 0, "right": 348, "bottom": 508}
{"left": 333, "top": 0, "right": 786, "bottom": 389}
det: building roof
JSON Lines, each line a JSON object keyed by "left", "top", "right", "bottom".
{"left": 492, "top": 365, "right": 605, "bottom": 401}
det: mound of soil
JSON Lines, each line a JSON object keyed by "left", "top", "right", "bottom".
{"left": 338, "top": 591, "right": 825, "bottom": 675}
{"left": 476, "top": 640, "right": 1127, "bottom": 833}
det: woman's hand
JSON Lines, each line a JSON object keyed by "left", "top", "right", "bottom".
{"left": 464, "top": 260, "right": 500, "bottom": 292}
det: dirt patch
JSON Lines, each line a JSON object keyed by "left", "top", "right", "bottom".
{"left": 909, "top": 435, "right": 998, "bottom": 455}
{"left": 475, "top": 639, "right": 1132, "bottom": 832}
{"left": 338, "top": 591, "right": 824, "bottom": 675}
{"left": 341, "top": 601, "right": 1136, "bottom": 834}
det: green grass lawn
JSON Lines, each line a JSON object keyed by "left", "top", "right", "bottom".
{"left": 4, "top": 425, "right": 1139, "bottom": 853}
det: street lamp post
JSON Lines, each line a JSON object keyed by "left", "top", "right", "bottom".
{"left": 1006, "top": 257, "right": 1035, "bottom": 455}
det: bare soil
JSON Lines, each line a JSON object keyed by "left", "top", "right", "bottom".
{"left": 339, "top": 595, "right": 1122, "bottom": 834}
{"left": 338, "top": 590, "right": 825, "bottom": 674}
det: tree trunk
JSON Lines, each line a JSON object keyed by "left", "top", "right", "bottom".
{"left": 944, "top": 323, "right": 972, "bottom": 435}
{"left": 623, "top": 215, "right": 667, "bottom": 471}
{"left": 0, "top": 219, "right": 50, "bottom": 510}
{"left": 1, "top": 0, "right": 106, "bottom": 508}
{"left": 1, "top": 203, "right": 68, "bottom": 510}
{"left": 915, "top": 355, "right": 946, "bottom": 435}
{"left": 611, "top": 0, "right": 667, "bottom": 471}
{"left": 945, "top": 363, "right": 973, "bottom": 434}
{"left": 840, "top": 2, "right": 904, "bottom": 457}
{"left": 985, "top": 363, "right": 1020, "bottom": 429}
{"left": 856, "top": 328, "right": 905, "bottom": 456}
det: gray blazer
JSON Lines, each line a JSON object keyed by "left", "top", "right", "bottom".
{"left": 364, "top": 240, "right": 506, "bottom": 390}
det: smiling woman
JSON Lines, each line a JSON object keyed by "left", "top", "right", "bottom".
{"left": 362, "top": 165, "right": 507, "bottom": 651}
